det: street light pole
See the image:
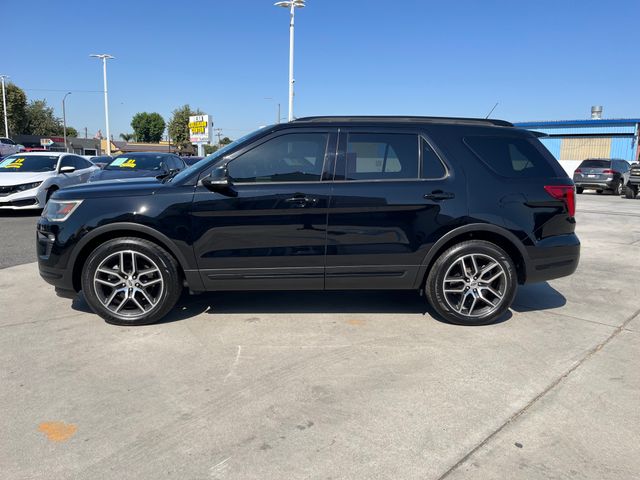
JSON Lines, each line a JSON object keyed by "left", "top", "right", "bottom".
{"left": 90, "top": 54, "right": 114, "bottom": 155}
{"left": 0, "top": 75, "right": 9, "bottom": 138}
{"left": 62, "top": 92, "right": 71, "bottom": 152}
{"left": 274, "top": 0, "right": 305, "bottom": 122}
{"left": 264, "top": 97, "right": 282, "bottom": 124}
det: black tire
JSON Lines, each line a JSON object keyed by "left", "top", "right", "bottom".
{"left": 616, "top": 181, "right": 625, "bottom": 196}
{"left": 576, "top": 187, "right": 584, "bottom": 194}
{"left": 596, "top": 189, "right": 603, "bottom": 194}
{"left": 626, "top": 186, "right": 637, "bottom": 199}
{"left": 425, "top": 240, "right": 517, "bottom": 326}
{"left": 81, "top": 237, "right": 182, "bottom": 326}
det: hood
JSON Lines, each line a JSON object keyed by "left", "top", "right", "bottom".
{"left": 56, "top": 177, "right": 166, "bottom": 200}
{"left": 89, "top": 169, "right": 162, "bottom": 182}
{"left": 0, "top": 171, "right": 53, "bottom": 186}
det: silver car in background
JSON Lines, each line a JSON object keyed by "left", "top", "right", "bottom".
{"left": 0, "top": 152, "right": 98, "bottom": 209}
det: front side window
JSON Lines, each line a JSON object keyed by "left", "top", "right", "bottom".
{"left": 339, "top": 133, "right": 418, "bottom": 180}
{"left": 227, "top": 133, "right": 328, "bottom": 183}
{"left": 0, "top": 155, "right": 58, "bottom": 172}
{"left": 464, "top": 136, "right": 558, "bottom": 178}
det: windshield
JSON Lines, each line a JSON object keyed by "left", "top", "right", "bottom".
{"left": 0, "top": 155, "right": 58, "bottom": 172}
{"left": 579, "top": 159, "right": 610, "bottom": 168}
{"left": 170, "top": 128, "right": 270, "bottom": 184}
{"left": 105, "top": 154, "right": 169, "bottom": 171}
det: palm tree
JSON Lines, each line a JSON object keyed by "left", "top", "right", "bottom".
{"left": 119, "top": 133, "right": 134, "bottom": 142}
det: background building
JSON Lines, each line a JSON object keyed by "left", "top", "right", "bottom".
{"left": 515, "top": 108, "right": 639, "bottom": 174}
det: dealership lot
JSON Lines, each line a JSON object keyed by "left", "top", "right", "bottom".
{"left": 0, "top": 193, "right": 639, "bottom": 479}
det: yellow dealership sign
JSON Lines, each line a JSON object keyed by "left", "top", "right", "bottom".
{"left": 189, "top": 114, "right": 212, "bottom": 144}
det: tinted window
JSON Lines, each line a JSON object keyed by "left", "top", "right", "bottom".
{"left": 0, "top": 155, "right": 58, "bottom": 172}
{"left": 59, "top": 156, "right": 75, "bottom": 169}
{"left": 465, "top": 136, "right": 558, "bottom": 178}
{"left": 339, "top": 133, "right": 418, "bottom": 180}
{"left": 106, "top": 154, "right": 171, "bottom": 171}
{"left": 422, "top": 138, "right": 447, "bottom": 179}
{"left": 613, "top": 160, "right": 629, "bottom": 172}
{"left": 228, "top": 133, "right": 328, "bottom": 183}
{"left": 579, "top": 159, "right": 610, "bottom": 168}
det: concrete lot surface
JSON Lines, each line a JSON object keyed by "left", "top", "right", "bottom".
{"left": 0, "top": 193, "right": 639, "bottom": 479}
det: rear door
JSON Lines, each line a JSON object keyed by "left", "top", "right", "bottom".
{"left": 191, "top": 128, "right": 336, "bottom": 290}
{"left": 325, "top": 128, "right": 467, "bottom": 289}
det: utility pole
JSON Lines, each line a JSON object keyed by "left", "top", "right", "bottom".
{"left": 62, "top": 92, "right": 72, "bottom": 152}
{"left": 0, "top": 75, "right": 9, "bottom": 137}
{"left": 214, "top": 128, "right": 223, "bottom": 147}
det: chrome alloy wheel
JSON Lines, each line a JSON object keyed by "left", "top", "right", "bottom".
{"left": 442, "top": 253, "right": 507, "bottom": 318}
{"left": 93, "top": 250, "right": 164, "bottom": 319}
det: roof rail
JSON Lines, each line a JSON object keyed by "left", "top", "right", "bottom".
{"left": 292, "top": 116, "right": 513, "bottom": 127}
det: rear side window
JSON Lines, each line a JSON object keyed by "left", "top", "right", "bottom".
{"left": 339, "top": 133, "right": 418, "bottom": 180}
{"left": 464, "top": 136, "right": 558, "bottom": 178}
{"left": 422, "top": 138, "right": 447, "bottom": 179}
{"left": 578, "top": 159, "right": 610, "bottom": 168}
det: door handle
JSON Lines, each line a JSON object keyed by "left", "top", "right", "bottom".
{"left": 284, "top": 195, "right": 318, "bottom": 206}
{"left": 424, "top": 190, "right": 455, "bottom": 201}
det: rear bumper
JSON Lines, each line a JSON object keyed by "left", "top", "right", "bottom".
{"left": 574, "top": 180, "right": 616, "bottom": 190}
{"left": 525, "top": 233, "right": 580, "bottom": 284}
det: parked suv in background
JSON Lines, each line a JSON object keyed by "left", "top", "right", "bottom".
{"left": 624, "top": 162, "right": 640, "bottom": 198}
{"left": 37, "top": 116, "right": 580, "bottom": 326}
{"left": 0, "top": 137, "right": 20, "bottom": 157}
{"left": 573, "top": 158, "right": 630, "bottom": 195}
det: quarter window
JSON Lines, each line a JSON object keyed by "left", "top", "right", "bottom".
{"left": 422, "top": 138, "right": 447, "bottom": 179}
{"left": 339, "top": 133, "right": 418, "bottom": 180}
{"left": 228, "top": 133, "right": 328, "bottom": 183}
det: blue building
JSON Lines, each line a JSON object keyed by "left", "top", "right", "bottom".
{"left": 514, "top": 118, "right": 640, "bottom": 163}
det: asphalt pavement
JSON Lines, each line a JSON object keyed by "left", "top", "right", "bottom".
{"left": 0, "top": 193, "right": 639, "bottom": 480}
{"left": 0, "top": 209, "right": 41, "bottom": 269}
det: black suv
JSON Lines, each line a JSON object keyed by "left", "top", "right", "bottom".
{"left": 624, "top": 162, "right": 640, "bottom": 199}
{"left": 37, "top": 116, "right": 580, "bottom": 326}
{"left": 573, "top": 158, "right": 630, "bottom": 195}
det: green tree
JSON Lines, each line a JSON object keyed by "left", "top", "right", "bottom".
{"left": 167, "top": 104, "right": 203, "bottom": 152}
{"left": 119, "top": 133, "right": 134, "bottom": 141}
{"left": 131, "top": 112, "right": 165, "bottom": 143}
{"left": 66, "top": 126, "right": 78, "bottom": 137}
{"left": 25, "top": 99, "right": 68, "bottom": 136}
{"left": 0, "top": 83, "right": 28, "bottom": 136}
{"left": 204, "top": 144, "right": 218, "bottom": 155}
{"left": 220, "top": 136, "right": 232, "bottom": 146}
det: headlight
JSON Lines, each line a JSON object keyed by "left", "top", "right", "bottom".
{"left": 15, "top": 181, "right": 42, "bottom": 192}
{"left": 42, "top": 200, "right": 83, "bottom": 222}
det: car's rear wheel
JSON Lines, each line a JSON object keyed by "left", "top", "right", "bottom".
{"left": 596, "top": 189, "right": 603, "bottom": 194}
{"left": 81, "top": 238, "right": 182, "bottom": 326}
{"left": 425, "top": 240, "right": 517, "bottom": 326}
{"left": 576, "top": 187, "right": 584, "bottom": 194}
{"left": 625, "top": 186, "right": 637, "bottom": 199}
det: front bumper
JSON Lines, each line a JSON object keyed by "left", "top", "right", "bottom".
{"left": 525, "top": 233, "right": 580, "bottom": 284}
{"left": 0, "top": 187, "right": 45, "bottom": 209}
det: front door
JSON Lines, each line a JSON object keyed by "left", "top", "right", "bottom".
{"left": 325, "top": 128, "right": 467, "bottom": 289}
{"left": 191, "top": 128, "right": 336, "bottom": 290}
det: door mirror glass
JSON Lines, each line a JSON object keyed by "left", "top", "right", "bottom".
{"left": 202, "top": 165, "right": 237, "bottom": 197}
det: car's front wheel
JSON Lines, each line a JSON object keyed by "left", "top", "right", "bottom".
{"left": 81, "top": 238, "right": 182, "bottom": 325}
{"left": 425, "top": 240, "right": 517, "bottom": 326}
{"left": 576, "top": 187, "right": 584, "bottom": 194}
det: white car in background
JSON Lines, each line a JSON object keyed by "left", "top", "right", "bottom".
{"left": 0, "top": 137, "right": 20, "bottom": 157}
{"left": 0, "top": 152, "right": 98, "bottom": 209}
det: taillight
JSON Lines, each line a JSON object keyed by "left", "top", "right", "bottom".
{"left": 544, "top": 185, "right": 576, "bottom": 217}
{"left": 574, "top": 168, "right": 582, "bottom": 174}
{"left": 602, "top": 169, "right": 616, "bottom": 174}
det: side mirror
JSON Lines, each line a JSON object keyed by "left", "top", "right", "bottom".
{"left": 201, "top": 165, "right": 237, "bottom": 197}
{"left": 60, "top": 165, "right": 76, "bottom": 174}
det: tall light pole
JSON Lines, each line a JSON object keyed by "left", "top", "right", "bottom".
{"left": 0, "top": 74, "right": 9, "bottom": 138}
{"left": 62, "top": 92, "right": 72, "bottom": 152}
{"left": 274, "top": 0, "right": 305, "bottom": 122}
{"left": 90, "top": 54, "right": 114, "bottom": 155}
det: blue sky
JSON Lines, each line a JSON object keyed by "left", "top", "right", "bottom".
{"left": 4, "top": 0, "right": 639, "bottom": 140}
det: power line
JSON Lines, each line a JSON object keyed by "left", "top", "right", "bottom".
{"left": 23, "top": 89, "right": 104, "bottom": 93}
